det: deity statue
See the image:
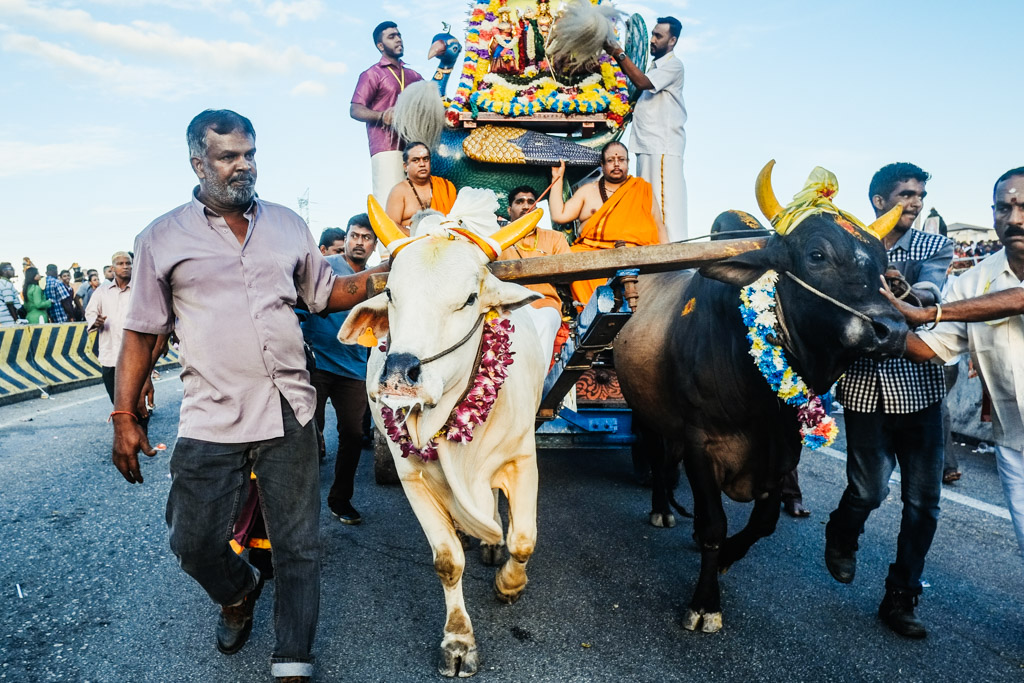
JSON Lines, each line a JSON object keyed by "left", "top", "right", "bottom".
{"left": 489, "top": 10, "right": 520, "bottom": 74}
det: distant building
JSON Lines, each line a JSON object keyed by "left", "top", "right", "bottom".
{"left": 946, "top": 222, "right": 997, "bottom": 243}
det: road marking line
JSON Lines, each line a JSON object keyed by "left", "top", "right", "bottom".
{"left": 816, "top": 445, "right": 1011, "bottom": 521}
{"left": 0, "top": 377, "right": 177, "bottom": 431}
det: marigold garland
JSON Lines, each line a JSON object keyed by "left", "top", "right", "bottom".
{"left": 739, "top": 271, "right": 839, "bottom": 450}
{"left": 380, "top": 313, "right": 516, "bottom": 462}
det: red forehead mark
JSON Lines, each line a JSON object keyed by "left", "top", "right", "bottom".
{"left": 834, "top": 217, "right": 871, "bottom": 244}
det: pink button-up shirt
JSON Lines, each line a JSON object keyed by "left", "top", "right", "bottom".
{"left": 85, "top": 279, "right": 133, "bottom": 367}
{"left": 124, "top": 189, "right": 337, "bottom": 443}
{"left": 351, "top": 56, "right": 424, "bottom": 156}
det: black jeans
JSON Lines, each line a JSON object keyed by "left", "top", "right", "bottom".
{"left": 311, "top": 369, "right": 368, "bottom": 508}
{"left": 102, "top": 366, "right": 149, "bottom": 433}
{"left": 829, "top": 404, "right": 944, "bottom": 594}
{"left": 165, "top": 396, "right": 320, "bottom": 677}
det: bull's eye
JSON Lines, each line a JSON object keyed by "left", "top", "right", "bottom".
{"left": 809, "top": 249, "right": 826, "bottom": 263}
{"left": 384, "top": 288, "right": 393, "bottom": 303}
{"left": 461, "top": 293, "right": 478, "bottom": 309}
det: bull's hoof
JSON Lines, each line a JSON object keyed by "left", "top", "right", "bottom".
{"left": 479, "top": 542, "right": 505, "bottom": 566}
{"left": 650, "top": 511, "right": 676, "bottom": 528}
{"left": 455, "top": 529, "right": 472, "bottom": 551}
{"left": 682, "top": 608, "right": 723, "bottom": 633}
{"left": 438, "top": 640, "right": 479, "bottom": 678}
{"left": 682, "top": 609, "right": 702, "bottom": 631}
{"left": 494, "top": 582, "right": 523, "bottom": 604}
{"left": 701, "top": 612, "right": 723, "bottom": 632}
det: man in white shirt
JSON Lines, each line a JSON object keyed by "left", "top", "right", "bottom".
{"left": 86, "top": 251, "right": 153, "bottom": 432}
{"left": 896, "top": 167, "right": 1024, "bottom": 559}
{"left": 604, "top": 16, "right": 687, "bottom": 242}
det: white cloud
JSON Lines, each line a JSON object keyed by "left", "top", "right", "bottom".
{"left": 290, "top": 79, "right": 326, "bottom": 96}
{"left": 264, "top": 0, "right": 324, "bottom": 26}
{"left": 0, "top": 0, "right": 347, "bottom": 76}
{"left": 1, "top": 32, "right": 193, "bottom": 99}
{"left": 0, "top": 129, "right": 131, "bottom": 178}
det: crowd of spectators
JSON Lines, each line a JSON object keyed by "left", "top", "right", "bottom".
{"left": 951, "top": 240, "right": 1003, "bottom": 273}
{"left": 0, "top": 259, "right": 116, "bottom": 326}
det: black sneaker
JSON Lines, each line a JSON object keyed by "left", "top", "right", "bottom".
{"left": 329, "top": 501, "right": 362, "bottom": 525}
{"left": 878, "top": 588, "right": 927, "bottom": 639}
{"left": 216, "top": 569, "right": 264, "bottom": 655}
{"left": 824, "top": 523, "right": 857, "bottom": 584}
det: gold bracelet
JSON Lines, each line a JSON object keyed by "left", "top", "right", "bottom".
{"left": 924, "top": 303, "right": 942, "bottom": 330}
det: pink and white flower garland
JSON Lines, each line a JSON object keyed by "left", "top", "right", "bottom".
{"left": 380, "top": 314, "right": 515, "bottom": 462}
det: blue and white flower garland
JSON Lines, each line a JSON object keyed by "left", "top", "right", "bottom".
{"left": 739, "top": 270, "right": 839, "bottom": 450}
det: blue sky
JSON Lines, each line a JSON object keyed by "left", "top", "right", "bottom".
{"left": 0, "top": 0, "right": 1016, "bottom": 277}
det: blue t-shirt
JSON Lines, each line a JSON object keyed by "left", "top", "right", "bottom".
{"left": 301, "top": 255, "right": 369, "bottom": 380}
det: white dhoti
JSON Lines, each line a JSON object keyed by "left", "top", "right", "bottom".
{"left": 370, "top": 150, "right": 405, "bottom": 207}
{"left": 995, "top": 445, "right": 1024, "bottom": 561}
{"left": 370, "top": 150, "right": 406, "bottom": 258}
{"left": 524, "top": 306, "right": 562, "bottom": 367}
{"left": 636, "top": 152, "right": 687, "bottom": 243}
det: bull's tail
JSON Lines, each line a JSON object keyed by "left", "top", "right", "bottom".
{"left": 669, "top": 491, "right": 693, "bottom": 519}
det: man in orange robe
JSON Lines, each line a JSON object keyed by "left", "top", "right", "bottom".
{"left": 549, "top": 142, "right": 667, "bottom": 306}
{"left": 385, "top": 141, "right": 457, "bottom": 233}
{"left": 498, "top": 185, "right": 571, "bottom": 364}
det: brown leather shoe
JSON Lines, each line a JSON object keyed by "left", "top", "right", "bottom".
{"left": 216, "top": 571, "right": 264, "bottom": 655}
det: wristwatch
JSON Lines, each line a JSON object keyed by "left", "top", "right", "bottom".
{"left": 615, "top": 51, "right": 627, "bottom": 62}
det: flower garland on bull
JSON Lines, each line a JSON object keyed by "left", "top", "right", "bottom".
{"left": 379, "top": 311, "right": 516, "bottom": 461}
{"left": 738, "top": 271, "right": 838, "bottom": 450}
{"left": 446, "top": 0, "right": 630, "bottom": 127}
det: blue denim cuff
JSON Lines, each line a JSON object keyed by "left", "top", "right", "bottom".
{"left": 271, "top": 659, "right": 314, "bottom": 677}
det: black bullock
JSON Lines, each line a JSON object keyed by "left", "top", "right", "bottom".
{"left": 614, "top": 163, "right": 908, "bottom": 632}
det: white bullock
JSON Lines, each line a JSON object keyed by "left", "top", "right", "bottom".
{"left": 339, "top": 190, "right": 549, "bottom": 677}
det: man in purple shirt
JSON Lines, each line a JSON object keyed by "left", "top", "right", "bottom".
{"left": 110, "top": 109, "right": 387, "bottom": 683}
{"left": 350, "top": 21, "right": 423, "bottom": 207}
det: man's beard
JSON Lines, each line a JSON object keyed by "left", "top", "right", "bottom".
{"left": 204, "top": 165, "right": 256, "bottom": 207}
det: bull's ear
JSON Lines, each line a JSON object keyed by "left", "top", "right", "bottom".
{"left": 699, "top": 243, "right": 790, "bottom": 288}
{"left": 480, "top": 275, "right": 542, "bottom": 315}
{"left": 338, "top": 293, "right": 389, "bottom": 346}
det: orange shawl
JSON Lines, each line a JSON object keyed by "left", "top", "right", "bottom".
{"left": 570, "top": 177, "right": 659, "bottom": 306}
{"left": 576, "top": 176, "right": 659, "bottom": 248}
{"left": 430, "top": 176, "right": 457, "bottom": 214}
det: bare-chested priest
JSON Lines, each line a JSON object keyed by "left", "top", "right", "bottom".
{"left": 549, "top": 141, "right": 667, "bottom": 306}
{"left": 385, "top": 141, "right": 457, "bottom": 234}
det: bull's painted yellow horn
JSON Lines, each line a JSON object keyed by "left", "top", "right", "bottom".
{"left": 366, "top": 194, "right": 407, "bottom": 249}
{"left": 865, "top": 204, "right": 902, "bottom": 241}
{"left": 755, "top": 160, "right": 784, "bottom": 226}
{"left": 491, "top": 207, "right": 545, "bottom": 255}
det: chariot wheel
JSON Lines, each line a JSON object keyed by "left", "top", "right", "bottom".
{"left": 373, "top": 430, "right": 400, "bottom": 485}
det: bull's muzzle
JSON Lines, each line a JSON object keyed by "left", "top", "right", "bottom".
{"left": 381, "top": 352, "right": 422, "bottom": 392}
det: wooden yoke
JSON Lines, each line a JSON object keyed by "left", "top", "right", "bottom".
{"left": 365, "top": 237, "right": 769, "bottom": 295}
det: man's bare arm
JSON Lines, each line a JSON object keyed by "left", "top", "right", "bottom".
{"left": 325, "top": 262, "right": 391, "bottom": 313}
{"left": 112, "top": 330, "right": 159, "bottom": 483}
{"left": 604, "top": 40, "right": 654, "bottom": 90}
{"left": 385, "top": 185, "right": 412, "bottom": 233}
{"left": 652, "top": 194, "right": 668, "bottom": 244}
{"left": 548, "top": 161, "right": 587, "bottom": 224}
{"left": 882, "top": 285, "right": 1024, "bottom": 327}
{"left": 904, "top": 332, "right": 939, "bottom": 363}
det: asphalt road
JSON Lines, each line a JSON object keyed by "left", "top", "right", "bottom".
{"left": 1, "top": 377, "right": 1022, "bottom": 682}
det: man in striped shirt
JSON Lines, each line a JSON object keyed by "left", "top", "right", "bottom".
{"left": 825, "top": 162, "right": 954, "bottom": 639}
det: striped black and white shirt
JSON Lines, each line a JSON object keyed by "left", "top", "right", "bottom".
{"left": 836, "top": 228, "right": 954, "bottom": 414}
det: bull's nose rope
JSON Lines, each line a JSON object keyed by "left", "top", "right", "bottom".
{"left": 739, "top": 270, "right": 838, "bottom": 450}
{"left": 783, "top": 271, "right": 873, "bottom": 324}
{"left": 380, "top": 313, "right": 515, "bottom": 461}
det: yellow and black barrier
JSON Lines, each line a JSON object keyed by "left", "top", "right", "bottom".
{"left": 0, "top": 323, "right": 179, "bottom": 406}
